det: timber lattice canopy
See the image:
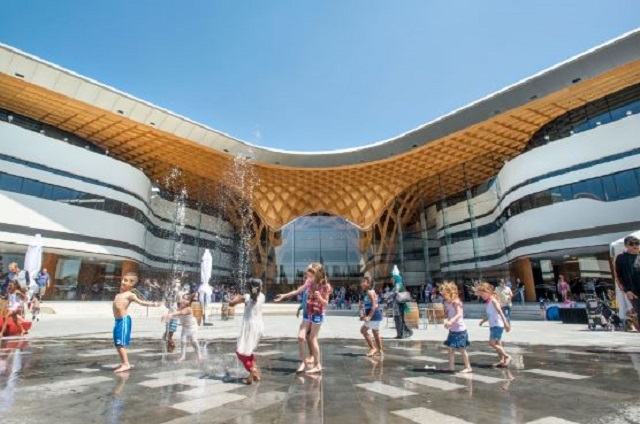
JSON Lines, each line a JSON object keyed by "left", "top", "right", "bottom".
{"left": 1, "top": 45, "right": 639, "bottom": 232}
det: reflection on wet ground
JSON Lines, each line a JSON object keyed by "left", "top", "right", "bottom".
{"left": 1, "top": 336, "right": 639, "bottom": 423}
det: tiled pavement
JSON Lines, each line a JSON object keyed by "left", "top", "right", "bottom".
{"left": 1, "top": 336, "right": 639, "bottom": 423}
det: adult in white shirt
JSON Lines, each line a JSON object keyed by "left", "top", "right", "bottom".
{"left": 495, "top": 279, "right": 513, "bottom": 322}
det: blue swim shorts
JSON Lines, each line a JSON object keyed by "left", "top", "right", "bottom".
{"left": 113, "top": 315, "right": 132, "bottom": 347}
{"left": 489, "top": 326, "right": 504, "bottom": 341}
{"left": 304, "top": 314, "right": 324, "bottom": 324}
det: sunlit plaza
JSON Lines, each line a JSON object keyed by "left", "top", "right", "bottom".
{"left": 2, "top": 3, "right": 640, "bottom": 423}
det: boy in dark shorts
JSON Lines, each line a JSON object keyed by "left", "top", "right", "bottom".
{"left": 112, "top": 272, "right": 160, "bottom": 373}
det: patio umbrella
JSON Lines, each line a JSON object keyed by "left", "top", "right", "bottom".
{"left": 23, "top": 234, "right": 43, "bottom": 298}
{"left": 199, "top": 249, "right": 213, "bottom": 325}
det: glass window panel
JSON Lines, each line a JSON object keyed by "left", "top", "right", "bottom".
{"left": 21, "top": 179, "right": 43, "bottom": 197}
{"left": 103, "top": 199, "right": 117, "bottom": 213}
{"left": 572, "top": 179, "right": 604, "bottom": 201}
{"left": 0, "top": 173, "right": 23, "bottom": 192}
{"left": 320, "top": 230, "right": 345, "bottom": 240}
{"left": 320, "top": 239, "right": 346, "bottom": 250}
{"left": 295, "top": 239, "right": 320, "bottom": 249}
{"left": 51, "top": 186, "right": 72, "bottom": 201}
{"left": 41, "top": 184, "right": 54, "bottom": 200}
{"left": 120, "top": 204, "right": 134, "bottom": 218}
{"left": 602, "top": 176, "right": 618, "bottom": 201}
{"left": 614, "top": 170, "right": 640, "bottom": 199}
{"left": 549, "top": 187, "right": 563, "bottom": 203}
{"left": 531, "top": 191, "right": 554, "bottom": 208}
{"left": 559, "top": 185, "right": 573, "bottom": 201}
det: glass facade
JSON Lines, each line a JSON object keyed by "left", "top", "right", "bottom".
{"left": 271, "top": 215, "right": 364, "bottom": 288}
{"left": 527, "top": 82, "right": 640, "bottom": 150}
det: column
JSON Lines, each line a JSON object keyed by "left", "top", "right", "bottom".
{"left": 463, "top": 163, "right": 480, "bottom": 277}
{"left": 513, "top": 257, "right": 536, "bottom": 302}
{"left": 41, "top": 253, "right": 59, "bottom": 300}
{"left": 396, "top": 211, "right": 405, "bottom": 273}
{"left": 418, "top": 201, "right": 432, "bottom": 283}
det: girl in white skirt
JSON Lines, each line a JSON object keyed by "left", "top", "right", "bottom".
{"left": 230, "top": 278, "right": 265, "bottom": 384}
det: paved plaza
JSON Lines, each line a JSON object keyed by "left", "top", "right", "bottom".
{"left": 1, "top": 308, "right": 640, "bottom": 424}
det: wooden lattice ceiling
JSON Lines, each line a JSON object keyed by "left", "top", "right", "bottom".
{"left": 1, "top": 58, "right": 640, "bottom": 230}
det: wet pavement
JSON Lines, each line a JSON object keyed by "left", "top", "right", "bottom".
{"left": 1, "top": 336, "right": 639, "bottom": 424}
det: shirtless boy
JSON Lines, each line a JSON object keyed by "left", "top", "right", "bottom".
{"left": 112, "top": 272, "right": 160, "bottom": 373}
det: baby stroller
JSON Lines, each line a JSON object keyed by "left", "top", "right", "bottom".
{"left": 586, "top": 298, "right": 623, "bottom": 331}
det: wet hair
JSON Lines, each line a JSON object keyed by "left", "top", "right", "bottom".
{"left": 440, "top": 281, "right": 459, "bottom": 302}
{"left": 249, "top": 278, "right": 263, "bottom": 301}
{"left": 306, "top": 263, "right": 329, "bottom": 286}
{"left": 361, "top": 276, "right": 373, "bottom": 288}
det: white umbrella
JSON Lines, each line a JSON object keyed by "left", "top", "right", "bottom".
{"left": 199, "top": 249, "right": 213, "bottom": 325}
{"left": 23, "top": 234, "right": 43, "bottom": 297}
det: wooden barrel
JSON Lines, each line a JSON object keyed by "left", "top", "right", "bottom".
{"left": 191, "top": 302, "right": 203, "bottom": 325}
{"left": 405, "top": 302, "right": 420, "bottom": 329}
{"left": 427, "top": 303, "right": 446, "bottom": 324}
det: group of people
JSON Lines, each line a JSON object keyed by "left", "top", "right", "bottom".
{"left": 109, "top": 260, "right": 516, "bottom": 382}
{"left": 0, "top": 263, "right": 47, "bottom": 337}
{"left": 109, "top": 270, "right": 268, "bottom": 382}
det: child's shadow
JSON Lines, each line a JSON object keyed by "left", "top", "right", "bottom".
{"left": 334, "top": 352, "right": 366, "bottom": 358}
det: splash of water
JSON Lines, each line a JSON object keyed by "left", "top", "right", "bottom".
{"left": 216, "top": 152, "right": 260, "bottom": 293}
{"left": 165, "top": 167, "right": 189, "bottom": 286}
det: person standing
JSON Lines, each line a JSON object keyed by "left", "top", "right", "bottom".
{"left": 477, "top": 282, "right": 512, "bottom": 368}
{"left": 35, "top": 268, "right": 50, "bottom": 300}
{"left": 7, "top": 263, "right": 28, "bottom": 291}
{"left": 391, "top": 266, "right": 412, "bottom": 339}
{"left": 615, "top": 235, "right": 640, "bottom": 322}
{"left": 558, "top": 275, "right": 570, "bottom": 302}
{"left": 441, "top": 282, "right": 472, "bottom": 373}
{"left": 359, "top": 277, "right": 384, "bottom": 357}
{"left": 162, "top": 298, "right": 202, "bottom": 362}
{"left": 496, "top": 279, "right": 513, "bottom": 322}
{"left": 515, "top": 278, "right": 525, "bottom": 306}
{"left": 275, "top": 263, "right": 332, "bottom": 374}
{"left": 230, "top": 279, "right": 265, "bottom": 384}
{"left": 111, "top": 272, "right": 161, "bottom": 373}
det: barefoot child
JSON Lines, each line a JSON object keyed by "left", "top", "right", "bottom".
{"left": 112, "top": 272, "right": 160, "bottom": 373}
{"left": 30, "top": 293, "right": 41, "bottom": 322}
{"left": 360, "top": 277, "right": 384, "bottom": 357}
{"left": 477, "top": 282, "right": 511, "bottom": 368}
{"left": 162, "top": 297, "right": 202, "bottom": 362}
{"left": 1, "top": 281, "right": 27, "bottom": 337}
{"left": 230, "top": 278, "right": 265, "bottom": 384}
{"left": 441, "top": 282, "right": 472, "bottom": 373}
{"left": 162, "top": 298, "right": 178, "bottom": 351}
{"left": 275, "top": 262, "right": 332, "bottom": 374}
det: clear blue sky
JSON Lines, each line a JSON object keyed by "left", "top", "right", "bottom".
{"left": 1, "top": 1, "right": 638, "bottom": 151}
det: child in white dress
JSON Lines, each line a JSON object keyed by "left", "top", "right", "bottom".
{"left": 230, "top": 278, "right": 265, "bottom": 384}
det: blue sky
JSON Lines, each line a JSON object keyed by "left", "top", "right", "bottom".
{"left": 1, "top": 1, "right": 638, "bottom": 151}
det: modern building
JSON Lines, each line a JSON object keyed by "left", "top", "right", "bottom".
{"left": 1, "top": 30, "right": 640, "bottom": 300}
